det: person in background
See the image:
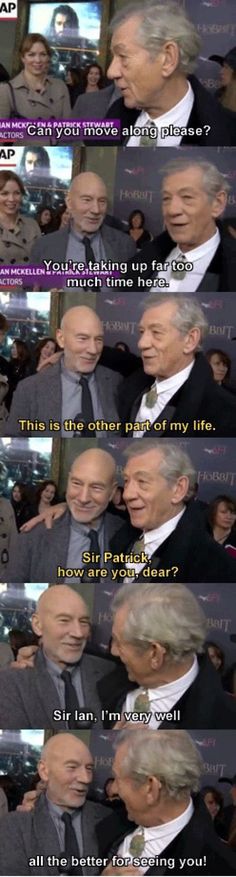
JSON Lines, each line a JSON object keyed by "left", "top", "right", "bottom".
{"left": 10, "top": 482, "right": 34, "bottom": 530}
{"left": 209, "top": 47, "right": 236, "bottom": 113}
{"left": 65, "top": 68, "right": 82, "bottom": 107}
{"left": 206, "top": 348, "right": 235, "bottom": 393}
{"left": 0, "top": 171, "right": 41, "bottom": 265}
{"left": 0, "top": 33, "right": 71, "bottom": 119}
{"left": 128, "top": 209, "right": 151, "bottom": 249}
{"left": 82, "top": 63, "right": 106, "bottom": 94}
{"left": 30, "top": 336, "right": 58, "bottom": 374}
{"left": 30, "top": 480, "right": 58, "bottom": 518}
{"left": 206, "top": 641, "right": 225, "bottom": 675}
{"left": 207, "top": 494, "right": 236, "bottom": 556}
{"left": 8, "top": 340, "right": 31, "bottom": 403}
{"left": 114, "top": 341, "right": 130, "bottom": 354}
{"left": 201, "top": 786, "right": 227, "bottom": 840}
{"left": 0, "top": 788, "right": 8, "bottom": 819}
{"left": 35, "top": 207, "right": 57, "bottom": 235}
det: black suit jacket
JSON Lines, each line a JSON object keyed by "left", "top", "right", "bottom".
{"left": 125, "top": 225, "right": 236, "bottom": 292}
{"left": 103, "top": 796, "right": 236, "bottom": 874}
{"left": 97, "top": 654, "right": 236, "bottom": 729}
{"left": 118, "top": 353, "right": 236, "bottom": 437}
{"left": 110, "top": 500, "right": 236, "bottom": 583}
{"left": 107, "top": 75, "right": 236, "bottom": 146}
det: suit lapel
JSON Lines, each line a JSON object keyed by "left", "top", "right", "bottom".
{"left": 80, "top": 654, "right": 102, "bottom": 715}
{"left": 33, "top": 795, "right": 61, "bottom": 874}
{"left": 95, "top": 366, "right": 119, "bottom": 420}
{"left": 41, "top": 362, "right": 62, "bottom": 424}
{"left": 82, "top": 802, "right": 100, "bottom": 862}
{"left": 34, "top": 650, "right": 68, "bottom": 727}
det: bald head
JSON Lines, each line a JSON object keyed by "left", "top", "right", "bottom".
{"left": 65, "top": 171, "right": 108, "bottom": 234}
{"left": 66, "top": 448, "right": 117, "bottom": 525}
{"left": 56, "top": 305, "right": 104, "bottom": 373}
{"left": 38, "top": 733, "right": 93, "bottom": 810}
{"left": 32, "top": 585, "right": 91, "bottom": 667}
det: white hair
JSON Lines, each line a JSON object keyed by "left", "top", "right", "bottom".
{"left": 123, "top": 440, "right": 196, "bottom": 501}
{"left": 140, "top": 294, "right": 208, "bottom": 344}
{"left": 111, "top": 583, "right": 206, "bottom": 663}
{"left": 161, "top": 159, "right": 231, "bottom": 199}
{"left": 109, "top": 2, "right": 201, "bottom": 75}
{"left": 114, "top": 729, "right": 203, "bottom": 799}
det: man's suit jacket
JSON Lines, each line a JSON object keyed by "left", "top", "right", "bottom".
{"left": 104, "top": 796, "right": 236, "bottom": 875}
{"left": 98, "top": 655, "right": 236, "bottom": 730}
{"left": 30, "top": 222, "right": 135, "bottom": 264}
{"left": 0, "top": 791, "right": 124, "bottom": 876}
{"left": 7, "top": 508, "right": 124, "bottom": 582}
{"left": 118, "top": 353, "right": 236, "bottom": 437}
{"left": 0, "top": 646, "right": 114, "bottom": 730}
{"left": 71, "top": 83, "right": 120, "bottom": 119}
{"left": 107, "top": 74, "right": 236, "bottom": 146}
{"left": 126, "top": 225, "right": 236, "bottom": 292}
{"left": 6, "top": 360, "right": 122, "bottom": 436}
{"left": 110, "top": 501, "right": 236, "bottom": 583}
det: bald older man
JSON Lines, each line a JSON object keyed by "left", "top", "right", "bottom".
{"left": 30, "top": 171, "right": 135, "bottom": 267}
{"left": 6, "top": 305, "right": 122, "bottom": 436}
{"left": 0, "top": 734, "right": 125, "bottom": 875}
{"left": 7, "top": 448, "right": 123, "bottom": 582}
{"left": 0, "top": 587, "right": 115, "bottom": 728}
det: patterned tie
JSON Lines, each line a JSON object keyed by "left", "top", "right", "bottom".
{"left": 145, "top": 383, "right": 158, "bottom": 408}
{"left": 139, "top": 119, "right": 157, "bottom": 147}
{"left": 82, "top": 235, "right": 95, "bottom": 265}
{"left": 129, "top": 827, "right": 145, "bottom": 857}
{"left": 133, "top": 688, "right": 150, "bottom": 712}
{"left": 170, "top": 253, "right": 188, "bottom": 281}
{"left": 131, "top": 535, "right": 145, "bottom": 555}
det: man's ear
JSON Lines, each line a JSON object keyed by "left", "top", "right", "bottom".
{"left": 38, "top": 758, "right": 49, "bottom": 784}
{"left": 56, "top": 327, "right": 65, "bottom": 350}
{"left": 31, "top": 612, "right": 42, "bottom": 638}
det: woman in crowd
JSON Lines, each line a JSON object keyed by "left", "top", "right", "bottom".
{"left": 65, "top": 68, "right": 82, "bottom": 107}
{"left": 0, "top": 171, "right": 41, "bottom": 265}
{"left": 7, "top": 339, "right": 31, "bottom": 408}
{"left": 10, "top": 483, "right": 34, "bottom": 530}
{"left": 211, "top": 48, "right": 236, "bottom": 113}
{"left": 31, "top": 480, "right": 58, "bottom": 517}
{"left": 206, "top": 641, "right": 225, "bottom": 674}
{"left": 0, "top": 33, "right": 70, "bottom": 118}
{"left": 207, "top": 494, "right": 236, "bottom": 555}
{"left": 128, "top": 209, "right": 151, "bottom": 249}
{"left": 206, "top": 348, "right": 235, "bottom": 392}
{"left": 36, "top": 207, "right": 57, "bottom": 235}
{"left": 82, "top": 63, "right": 106, "bottom": 94}
{"left": 30, "top": 336, "right": 58, "bottom": 373}
{"left": 201, "top": 786, "right": 227, "bottom": 840}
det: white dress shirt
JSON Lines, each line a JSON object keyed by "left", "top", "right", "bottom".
{"left": 127, "top": 81, "right": 194, "bottom": 147}
{"left": 122, "top": 654, "right": 199, "bottom": 728}
{"left": 124, "top": 508, "right": 185, "bottom": 581}
{"left": 117, "top": 799, "right": 194, "bottom": 874}
{"left": 151, "top": 228, "right": 220, "bottom": 293}
{"left": 134, "top": 361, "right": 194, "bottom": 437}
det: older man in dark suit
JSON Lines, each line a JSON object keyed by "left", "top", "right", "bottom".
{"left": 126, "top": 160, "right": 236, "bottom": 292}
{"left": 30, "top": 171, "right": 135, "bottom": 269}
{"left": 0, "top": 733, "right": 126, "bottom": 875}
{"left": 106, "top": 1, "right": 236, "bottom": 146}
{"left": 0, "top": 585, "right": 115, "bottom": 730}
{"left": 7, "top": 447, "right": 123, "bottom": 583}
{"left": 6, "top": 305, "right": 122, "bottom": 437}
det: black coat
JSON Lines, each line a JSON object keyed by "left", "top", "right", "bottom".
{"left": 126, "top": 226, "right": 236, "bottom": 292}
{"left": 102, "top": 796, "right": 236, "bottom": 874}
{"left": 118, "top": 353, "right": 236, "bottom": 437}
{"left": 97, "top": 654, "right": 236, "bottom": 729}
{"left": 109, "top": 500, "right": 236, "bottom": 583}
{"left": 107, "top": 74, "right": 236, "bottom": 146}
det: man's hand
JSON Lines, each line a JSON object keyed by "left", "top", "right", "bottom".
{"left": 102, "top": 865, "right": 141, "bottom": 876}
{"left": 15, "top": 645, "right": 39, "bottom": 668}
{"left": 20, "top": 502, "right": 67, "bottom": 532}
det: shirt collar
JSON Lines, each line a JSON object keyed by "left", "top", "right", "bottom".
{"left": 61, "top": 356, "right": 96, "bottom": 385}
{"left": 70, "top": 222, "right": 102, "bottom": 243}
{"left": 154, "top": 361, "right": 194, "bottom": 394}
{"left": 140, "top": 798, "right": 194, "bottom": 840}
{"left": 43, "top": 649, "right": 80, "bottom": 677}
{"left": 143, "top": 654, "right": 199, "bottom": 699}
{"left": 70, "top": 515, "right": 104, "bottom": 534}
{"left": 143, "top": 508, "right": 185, "bottom": 545}
{"left": 46, "top": 795, "right": 78, "bottom": 819}
{"left": 173, "top": 228, "right": 220, "bottom": 263}
{"left": 139, "top": 81, "right": 193, "bottom": 125}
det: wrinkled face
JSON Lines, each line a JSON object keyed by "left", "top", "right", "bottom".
{"left": 41, "top": 483, "right": 56, "bottom": 503}
{"left": 220, "top": 63, "right": 234, "bottom": 86}
{"left": 12, "top": 485, "right": 21, "bottom": 501}
{"left": 66, "top": 177, "right": 107, "bottom": 234}
{"left": 204, "top": 792, "right": 220, "bottom": 819}
{"left": 0, "top": 180, "right": 22, "bottom": 215}
{"left": 162, "top": 167, "right": 224, "bottom": 250}
{"left": 123, "top": 448, "right": 183, "bottom": 530}
{"left": 207, "top": 646, "right": 222, "bottom": 672}
{"left": 41, "top": 340, "right": 56, "bottom": 360}
{"left": 22, "top": 42, "right": 49, "bottom": 77}
{"left": 108, "top": 14, "right": 164, "bottom": 109}
{"left": 87, "top": 66, "right": 101, "bottom": 85}
{"left": 33, "top": 592, "right": 90, "bottom": 667}
{"left": 214, "top": 501, "right": 235, "bottom": 531}
{"left": 209, "top": 354, "right": 228, "bottom": 383}
{"left": 56, "top": 311, "right": 104, "bottom": 373}
{"left": 25, "top": 152, "right": 41, "bottom": 174}
{"left": 66, "top": 457, "right": 115, "bottom": 525}
{"left": 111, "top": 604, "right": 153, "bottom": 683}
{"left": 39, "top": 739, "right": 94, "bottom": 809}
{"left": 112, "top": 743, "right": 150, "bottom": 823}
{"left": 138, "top": 301, "right": 193, "bottom": 379}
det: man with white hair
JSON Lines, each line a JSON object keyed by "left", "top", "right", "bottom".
{"left": 6, "top": 305, "right": 122, "bottom": 436}
{"left": 31, "top": 171, "right": 135, "bottom": 265}
{"left": 110, "top": 441, "right": 236, "bottom": 582}
{"left": 119, "top": 294, "right": 236, "bottom": 435}
{"left": 127, "top": 160, "right": 236, "bottom": 291}
{"left": 107, "top": 1, "right": 235, "bottom": 146}
{"left": 101, "top": 730, "right": 236, "bottom": 875}
{"left": 102, "top": 583, "right": 236, "bottom": 729}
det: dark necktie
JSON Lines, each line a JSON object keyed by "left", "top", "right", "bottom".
{"left": 82, "top": 235, "right": 95, "bottom": 265}
{"left": 61, "top": 811, "right": 82, "bottom": 875}
{"left": 87, "top": 528, "right": 100, "bottom": 581}
{"left": 79, "top": 375, "right": 94, "bottom": 424}
{"left": 61, "top": 669, "right": 80, "bottom": 729}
